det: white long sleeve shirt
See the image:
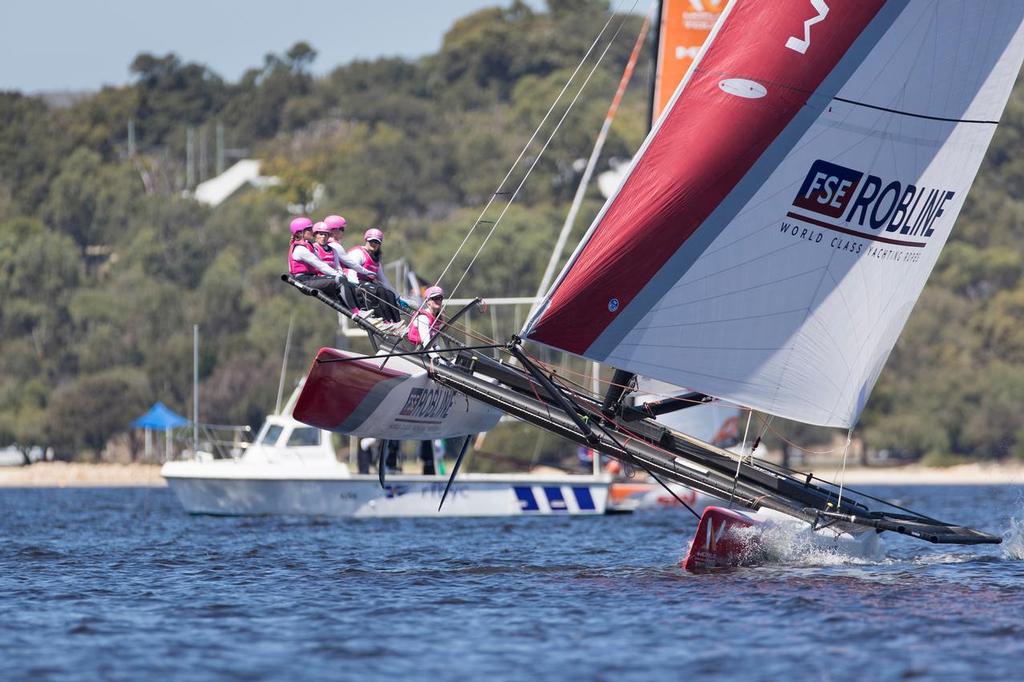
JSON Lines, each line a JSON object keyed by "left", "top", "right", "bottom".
{"left": 291, "top": 243, "right": 340, "bottom": 278}
{"left": 347, "top": 246, "right": 394, "bottom": 290}
{"left": 327, "top": 240, "right": 375, "bottom": 278}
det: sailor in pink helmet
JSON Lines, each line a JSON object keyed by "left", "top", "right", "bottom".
{"left": 407, "top": 285, "right": 445, "bottom": 351}
{"left": 286, "top": 216, "right": 350, "bottom": 305}
{"left": 308, "top": 220, "right": 360, "bottom": 309}
{"left": 321, "top": 215, "right": 375, "bottom": 280}
{"left": 348, "top": 228, "right": 402, "bottom": 324}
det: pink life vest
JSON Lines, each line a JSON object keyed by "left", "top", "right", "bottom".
{"left": 352, "top": 246, "right": 380, "bottom": 282}
{"left": 313, "top": 242, "right": 335, "bottom": 268}
{"left": 288, "top": 240, "right": 318, "bottom": 276}
{"left": 407, "top": 309, "right": 443, "bottom": 346}
{"left": 326, "top": 238, "right": 344, "bottom": 271}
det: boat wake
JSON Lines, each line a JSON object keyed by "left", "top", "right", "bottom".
{"left": 1001, "top": 515, "right": 1024, "bottom": 560}
{"left": 732, "top": 519, "right": 887, "bottom": 568}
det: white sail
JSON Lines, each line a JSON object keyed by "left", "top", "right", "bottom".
{"left": 524, "top": 0, "right": 1024, "bottom": 427}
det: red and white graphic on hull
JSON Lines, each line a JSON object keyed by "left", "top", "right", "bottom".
{"left": 682, "top": 506, "right": 760, "bottom": 571}
{"left": 294, "top": 348, "right": 502, "bottom": 440}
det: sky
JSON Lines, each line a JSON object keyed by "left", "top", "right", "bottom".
{"left": 0, "top": 0, "right": 548, "bottom": 93}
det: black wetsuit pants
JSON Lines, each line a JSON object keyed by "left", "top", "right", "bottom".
{"left": 294, "top": 274, "right": 358, "bottom": 310}
{"left": 358, "top": 282, "right": 401, "bottom": 322}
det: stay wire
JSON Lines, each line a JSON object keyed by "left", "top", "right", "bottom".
{"left": 583, "top": 401, "right": 701, "bottom": 521}
{"left": 433, "top": 8, "right": 622, "bottom": 290}
{"left": 445, "top": 5, "right": 638, "bottom": 302}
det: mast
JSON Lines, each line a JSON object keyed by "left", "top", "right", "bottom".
{"left": 601, "top": 0, "right": 727, "bottom": 417}
{"left": 600, "top": 0, "right": 662, "bottom": 417}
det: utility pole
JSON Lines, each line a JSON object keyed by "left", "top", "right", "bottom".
{"left": 216, "top": 122, "right": 225, "bottom": 175}
{"left": 186, "top": 127, "right": 195, "bottom": 189}
{"left": 198, "top": 124, "right": 208, "bottom": 182}
{"left": 193, "top": 324, "right": 199, "bottom": 453}
{"left": 127, "top": 118, "right": 136, "bottom": 158}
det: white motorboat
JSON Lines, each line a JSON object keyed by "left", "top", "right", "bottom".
{"left": 161, "top": 394, "right": 609, "bottom": 517}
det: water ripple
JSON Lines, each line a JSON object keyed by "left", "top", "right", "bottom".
{"left": 2, "top": 486, "right": 1024, "bottom": 680}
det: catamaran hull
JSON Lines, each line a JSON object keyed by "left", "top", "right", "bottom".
{"left": 681, "top": 505, "right": 885, "bottom": 571}
{"left": 682, "top": 506, "right": 760, "bottom": 570}
{"left": 294, "top": 347, "right": 503, "bottom": 439}
{"left": 162, "top": 462, "right": 609, "bottom": 517}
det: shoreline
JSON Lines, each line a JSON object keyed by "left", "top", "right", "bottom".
{"left": 2, "top": 461, "right": 1024, "bottom": 488}
{"left": 0, "top": 462, "right": 167, "bottom": 488}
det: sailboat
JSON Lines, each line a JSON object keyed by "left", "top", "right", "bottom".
{"left": 284, "top": 0, "right": 1024, "bottom": 568}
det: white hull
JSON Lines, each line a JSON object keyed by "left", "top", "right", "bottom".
{"left": 162, "top": 461, "right": 609, "bottom": 517}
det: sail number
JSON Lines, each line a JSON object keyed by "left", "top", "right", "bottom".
{"left": 786, "top": 0, "right": 830, "bottom": 54}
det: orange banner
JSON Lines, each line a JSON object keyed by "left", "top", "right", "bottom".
{"left": 652, "top": 0, "right": 725, "bottom": 123}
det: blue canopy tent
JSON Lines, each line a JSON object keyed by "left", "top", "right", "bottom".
{"left": 132, "top": 402, "right": 189, "bottom": 460}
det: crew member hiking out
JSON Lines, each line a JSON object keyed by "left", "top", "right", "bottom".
{"left": 407, "top": 285, "right": 445, "bottom": 353}
{"left": 349, "top": 228, "right": 403, "bottom": 324}
{"left": 321, "top": 214, "right": 372, "bottom": 314}
{"left": 406, "top": 287, "right": 446, "bottom": 476}
{"left": 287, "top": 216, "right": 349, "bottom": 305}
{"left": 310, "top": 220, "right": 359, "bottom": 310}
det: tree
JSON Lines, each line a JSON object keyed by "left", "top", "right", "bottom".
{"left": 46, "top": 368, "right": 149, "bottom": 458}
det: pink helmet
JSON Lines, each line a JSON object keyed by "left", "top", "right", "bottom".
{"left": 312, "top": 221, "right": 330, "bottom": 234}
{"left": 364, "top": 228, "right": 384, "bottom": 243}
{"left": 425, "top": 286, "right": 444, "bottom": 300}
{"left": 324, "top": 215, "right": 347, "bottom": 231}
{"left": 289, "top": 216, "right": 313, "bottom": 235}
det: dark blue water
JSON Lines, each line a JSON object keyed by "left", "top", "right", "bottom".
{"left": 3, "top": 485, "right": 1024, "bottom": 681}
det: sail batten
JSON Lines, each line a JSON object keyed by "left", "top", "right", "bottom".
{"left": 524, "top": 0, "right": 1024, "bottom": 428}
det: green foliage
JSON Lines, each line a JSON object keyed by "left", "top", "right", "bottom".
{"left": 129, "top": 52, "right": 228, "bottom": 147}
{"left": 45, "top": 367, "right": 150, "bottom": 457}
{"left": 2, "top": 4, "right": 1023, "bottom": 466}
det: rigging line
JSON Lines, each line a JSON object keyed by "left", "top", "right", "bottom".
{"left": 835, "top": 429, "right": 854, "bottom": 510}
{"left": 589, "top": 413, "right": 701, "bottom": 521}
{"left": 433, "top": 9, "right": 623, "bottom": 290}
{"left": 558, "top": 380, "right": 703, "bottom": 520}
{"left": 445, "top": 8, "right": 635, "bottom": 302}
{"left": 644, "top": 469, "right": 701, "bottom": 520}
{"left": 533, "top": 2, "right": 653, "bottom": 307}
{"left": 587, "top": 401, "right": 742, "bottom": 519}
{"left": 805, "top": 472, "right": 937, "bottom": 522}
{"left": 727, "top": 409, "right": 754, "bottom": 509}
{"left": 752, "top": 412, "right": 840, "bottom": 457}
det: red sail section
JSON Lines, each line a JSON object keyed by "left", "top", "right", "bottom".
{"left": 527, "top": 0, "right": 885, "bottom": 355}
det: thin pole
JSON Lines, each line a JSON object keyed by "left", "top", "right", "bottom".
{"left": 275, "top": 314, "right": 294, "bottom": 414}
{"left": 649, "top": 0, "right": 664, "bottom": 127}
{"left": 186, "top": 127, "right": 195, "bottom": 189}
{"left": 591, "top": 361, "right": 601, "bottom": 476}
{"left": 216, "top": 122, "right": 225, "bottom": 175}
{"left": 531, "top": 11, "right": 653, "bottom": 309}
{"left": 193, "top": 325, "right": 199, "bottom": 453}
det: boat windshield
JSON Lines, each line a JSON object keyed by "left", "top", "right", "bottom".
{"left": 259, "top": 424, "right": 284, "bottom": 447}
{"left": 287, "top": 427, "right": 321, "bottom": 447}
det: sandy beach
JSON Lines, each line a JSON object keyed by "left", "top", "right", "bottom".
{"left": 2, "top": 461, "right": 1024, "bottom": 488}
{"left": 0, "top": 462, "right": 166, "bottom": 488}
{"left": 811, "top": 462, "right": 1024, "bottom": 486}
